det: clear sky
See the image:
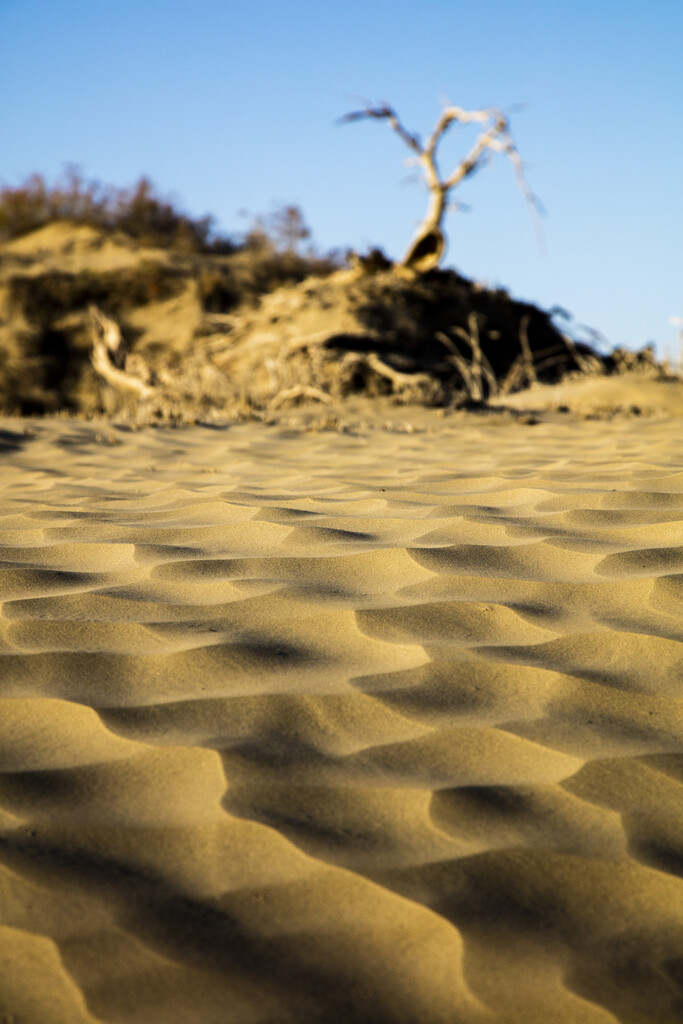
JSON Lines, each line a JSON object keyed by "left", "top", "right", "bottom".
{"left": 1, "top": 0, "right": 681, "bottom": 359}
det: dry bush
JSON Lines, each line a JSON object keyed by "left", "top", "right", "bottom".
{"left": 9, "top": 264, "right": 186, "bottom": 324}
{"left": 197, "top": 208, "right": 343, "bottom": 315}
{"left": 216, "top": 230, "right": 342, "bottom": 310}
{"left": 0, "top": 166, "right": 234, "bottom": 253}
{"left": 608, "top": 345, "right": 660, "bottom": 375}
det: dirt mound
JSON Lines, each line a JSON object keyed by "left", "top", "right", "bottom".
{"left": 0, "top": 222, "right": 336, "bottom": 415}
{"left": 0, "top": 223, "right": 201, "bottom": 413}
{"left": 207, "top": 266, "right": 602, "bottom": 410}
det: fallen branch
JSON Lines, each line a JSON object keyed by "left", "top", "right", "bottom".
{"left": 364, "top": 351, "right": 433, "bottom": 392}
{"left": 269, "top": 385, "right": 333, "bottom": 408}
{"left": 89, "top": 306, "right": 156, "bottom": 398}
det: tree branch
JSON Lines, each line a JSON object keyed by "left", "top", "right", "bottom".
{"left": 339, "top": 105, "right": 422, "bottom": 155}
{"left": 424, "top": 105, "right": 491, "bottom": 159}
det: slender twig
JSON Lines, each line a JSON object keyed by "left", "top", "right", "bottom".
{"left": 518, "top": 314, "right": 537, "bottom": 386}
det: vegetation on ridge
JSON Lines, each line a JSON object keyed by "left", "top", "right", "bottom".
{"left": 0, "top": 166, "right": 233, "bottom": 252}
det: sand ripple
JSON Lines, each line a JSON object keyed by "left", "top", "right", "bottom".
{"left": 1, "top": 417, "right": 682, "bottom": 1023}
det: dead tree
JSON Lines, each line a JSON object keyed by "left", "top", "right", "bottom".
{"left": 341, "top": 102, "right": 542, "bottom": 272}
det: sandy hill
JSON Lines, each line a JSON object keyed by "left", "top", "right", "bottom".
{"left": 3, "top": 220, "right": 672, "bottom": 423}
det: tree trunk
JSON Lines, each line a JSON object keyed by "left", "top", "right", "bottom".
{"left": 401, "top": 186, "right": 447, "bottom": 271}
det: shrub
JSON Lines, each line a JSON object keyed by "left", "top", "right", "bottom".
{"left": 0, "top": 165, "right": 236, "bottom": 253}
{"left": 197, "top": 208, "right": 343, "bottom": 313}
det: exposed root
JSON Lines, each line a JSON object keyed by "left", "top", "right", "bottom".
{"left": 364, "top": 352, "right": 431, "bottom": 390}
{"left": 270, "top": 385, "right": 332, "bottom": 408}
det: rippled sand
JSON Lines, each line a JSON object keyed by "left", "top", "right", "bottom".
{"left": 1, "top": 413, "right": 682, "bottom": 1024}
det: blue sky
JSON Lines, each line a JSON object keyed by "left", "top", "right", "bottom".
{"left": 1, "top": 0, "right": 681, "bottom": 359}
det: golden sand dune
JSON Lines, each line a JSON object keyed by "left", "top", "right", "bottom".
{"left": 1, "top": 413, "right": 682, "bottom": 1023}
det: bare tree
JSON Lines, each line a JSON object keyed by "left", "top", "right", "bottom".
{"left": 267, "top": 204, "right": 311, "bottom": 253}
{"left": 341, "top": 101, "right": 542, "bottom": 272}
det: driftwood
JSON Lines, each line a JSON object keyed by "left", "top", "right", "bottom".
{"left": 341, "top": 102, "right": 542, "bottom": 272}
{"left": 89, "top": 306, "right": 156, "bottom": 398}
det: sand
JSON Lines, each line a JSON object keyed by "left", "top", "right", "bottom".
{"left": 1, "top": 405, "right": 682, "bottom": 1024}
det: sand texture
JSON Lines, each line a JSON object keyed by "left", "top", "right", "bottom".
{"left": 1, "top": 413, "right": 682, "bottom": 1023}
